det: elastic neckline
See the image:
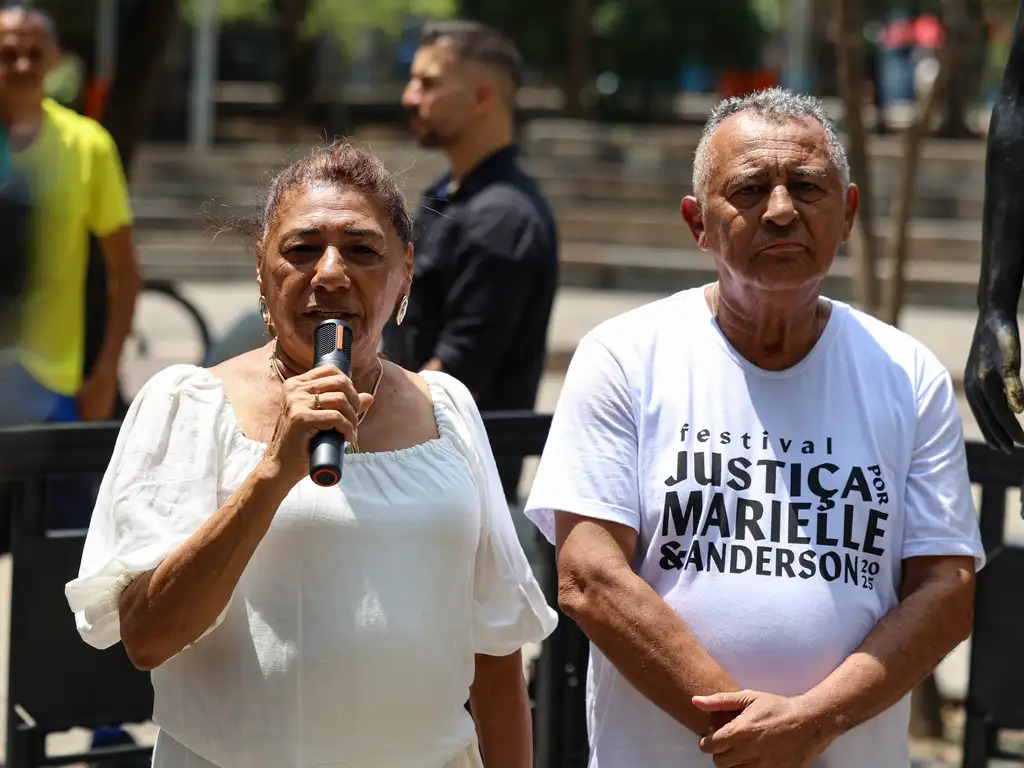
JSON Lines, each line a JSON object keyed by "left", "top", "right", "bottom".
{"left": 697, "top": 283, "right": 847, "bottom": 379}
{"left": 191, "top": 366, "right": 455, "bottom": 464}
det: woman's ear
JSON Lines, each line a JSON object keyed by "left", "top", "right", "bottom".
{"left": 256, "top": 247, "right": 270, "bottom": 290}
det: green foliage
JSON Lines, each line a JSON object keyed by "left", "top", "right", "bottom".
{"left": 182, "top": 0, "right": 455, "bottom": 46}
{"left": 595, "top": 0, "right": 766, "bottom": 82}
{"left": 459, "top": 0, "right": 567, "bottom": 76}
{"left": 182, "top": 0, "right": 272, "bottom": 24}
{"left": 749, "top": 0, "right": 783, "bottom": 30}
{"left": 44, "top": 52, "right": 83, "bottom": 104}
{"left": 461, "top": 0, "right": 767, "bottom": 84}
{"left": 302, "top": 0, "right": 454, "bottom": 47}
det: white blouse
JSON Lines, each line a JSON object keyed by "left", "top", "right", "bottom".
{"left": 65, "top": 365, "right": 557, "bottom": 768}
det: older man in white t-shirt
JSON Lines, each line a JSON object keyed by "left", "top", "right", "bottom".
{"left": 525, "top": 88, "right": 983, "bottom": 768}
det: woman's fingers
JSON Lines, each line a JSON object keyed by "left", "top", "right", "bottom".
{"left": 280, "top": 364, "right": 377, "bottom": 444}
{"left": 307, "top": 391, "right": 360, "bottom": 433}
{"left": 301, "top": 363, "right": 345, "bottom": 379}
{"left": 306, "top": 374, "right": 363, "bottom": 416}
{"left": 303, "top": 406, "right": 359, "bottom": 444}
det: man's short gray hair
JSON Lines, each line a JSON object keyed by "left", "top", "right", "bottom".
{"left": 692, "top": 87, "right": 850, "bottom": 203}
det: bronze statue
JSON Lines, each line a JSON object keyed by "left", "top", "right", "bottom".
{"left": 965, "top": 2, "right": 1024, "bottom": 453}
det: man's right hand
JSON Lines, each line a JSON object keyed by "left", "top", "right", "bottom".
{"left": 965, "top": 308, "right": 1024, "bottom": 453}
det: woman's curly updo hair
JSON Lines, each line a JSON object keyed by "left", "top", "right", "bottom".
{"left": 237, "top": 140, "right": 413, "bottom": 339}
{"left": 245, "top": 139, "right": 412, "bottom": 262}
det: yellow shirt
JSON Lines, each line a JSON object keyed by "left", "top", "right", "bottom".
{"left": 14, "top": 98, "right": 133, "bottom": 395}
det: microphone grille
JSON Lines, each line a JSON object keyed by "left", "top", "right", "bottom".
{"left": 313, "top": 320, "right": 353, "bottom": 363}
{"left": 314, "top": 321, "right": 339, "bottom": 361}
{"left": 341, "top": 323, "right": 353, "bottom": 358}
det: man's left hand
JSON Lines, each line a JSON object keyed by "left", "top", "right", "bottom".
{"left": 76, "top": 366, "right": 119, "bottom": 421}
{"left": 693, "top": 690, "right": 835, "bottom": 768}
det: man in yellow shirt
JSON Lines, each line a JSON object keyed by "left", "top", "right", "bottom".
{"left": 0, "top": 5, "right": 140, "bottom": 425}
{"left": 0, "top": 8, "right": 147, "bottom": 758}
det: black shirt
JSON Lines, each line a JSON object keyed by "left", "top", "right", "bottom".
{"left": 384, "top": 145, "right": 557, "bottom": 409}
{"left": 383, "top": 146, "right": 558, "bottom": 496}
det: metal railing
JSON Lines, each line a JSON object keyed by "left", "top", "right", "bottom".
{"left": 0, "top": 421, "right": 1022, "bottom": 768}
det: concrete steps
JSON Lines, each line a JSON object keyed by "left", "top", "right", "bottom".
{"left": 126, "top": 130, "right": 989, "bottom": 304}
{"left": 130, "top": 134, "right": 989, "bottom": 209}
{"left": 131, "top": 196, "right": 984, "bottom": 267}
{"left": 129, "top": 158, "right": 987, "bottom": 215}
{"left": 134, "top": 233, "right": 983, "bottom": 310}
{"left": 555, "top": 208, "right": 980, "bottom": 262}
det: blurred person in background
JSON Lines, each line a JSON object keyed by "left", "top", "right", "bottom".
{"left": 0, "top": 5, "right": 140, "bottom": 427}
{"left": 0, "top": 7, "right": 142, "bottom": 758}
{"left": 383, "top": 20, "right": 559, "bottom": 507}
{"left": 879, "top": 7, "right": 918, "bottom": 105}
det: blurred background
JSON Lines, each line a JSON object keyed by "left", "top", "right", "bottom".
{"left": 33, "top": 0, "right": 1014, "bottom": 395}
{"left": 8, "top": 0, "right": 1024, "bottom": 764}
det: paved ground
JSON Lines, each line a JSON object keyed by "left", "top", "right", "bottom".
{"left": 15, "top": 281, "right": 1024, "bottom": 765}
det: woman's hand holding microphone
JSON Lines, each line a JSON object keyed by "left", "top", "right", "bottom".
{"left": 261, "top": 365, "right": 374, "bottom": 488}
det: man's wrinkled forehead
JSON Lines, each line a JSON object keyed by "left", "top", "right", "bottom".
{"left": 709, "top": 112, "right": 834, "bottom": 180}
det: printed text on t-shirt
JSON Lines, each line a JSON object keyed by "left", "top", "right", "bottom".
{"left": 658, "top": 424, "right": 889, "bottom": 590}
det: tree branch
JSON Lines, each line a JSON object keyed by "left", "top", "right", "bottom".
{"left": 880, "top": 0, "right": 966, "bottom": 327}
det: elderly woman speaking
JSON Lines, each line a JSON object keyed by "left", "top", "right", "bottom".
{"left": 524, "top": 88, "right": 983, "bottom": 768}
{"left": 65, "top": 141, "right": 556, "bottom": 768}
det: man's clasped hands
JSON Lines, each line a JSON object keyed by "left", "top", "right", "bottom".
{"left": 693, "top": 689, "right": 838, "bottom": 768}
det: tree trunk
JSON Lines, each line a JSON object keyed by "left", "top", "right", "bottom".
{"left": 86, "top": 0, "right": 180, "bottom": 417}
{"left": 880, "top": 0, "right": 967, "bottom": 327}
{"left": 834, "top": 0, "right": 880, "bottom": 315}
{"left": 937, "top": 0, "right": 985, "bottom": 139}
{"left": 275, "top": 0, "right": 314, "bottom": 141}
{"left": 101, "top": 0, "right": 180, "bottom": 177}
{"left": 564, "top": 0, "right": 591, "bottom": 118}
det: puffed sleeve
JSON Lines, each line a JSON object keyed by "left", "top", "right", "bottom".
{"left": 424, "top": 371, "right": 558, "bottom": 656}
{"left": 65, "top": 364, "right": 230, "bottom": 650}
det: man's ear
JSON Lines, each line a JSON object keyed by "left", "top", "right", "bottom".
{"left": 474, "top": 78, "right": 496, "bottom": 116}
{"left": 681, "top": 196, "right": 710, "bottom": 251}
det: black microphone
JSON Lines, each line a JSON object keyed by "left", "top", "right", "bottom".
{"left": 309, "top": 319, "right": 353, "bottom": 487}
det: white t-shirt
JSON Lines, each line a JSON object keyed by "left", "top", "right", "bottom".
{"left": 66, "top": 365, "right": 557, "bottom": 768}
{"left": 525, "top": 287, "right": 984, "bottom": 768}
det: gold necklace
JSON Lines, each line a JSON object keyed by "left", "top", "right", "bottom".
{"left": 270, "top": 351, "right": 385, "bottom": 452}
{"left": 711, "top": 282, "right": 826, "bottom": 339}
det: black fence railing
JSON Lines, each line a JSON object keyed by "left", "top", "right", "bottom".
{"left": 0, "top": 421, "right": 1023, "bottom": 768}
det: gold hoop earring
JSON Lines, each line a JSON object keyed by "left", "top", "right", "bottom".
{"left": 396, "top": 294, "right": 409, "bottom": 326}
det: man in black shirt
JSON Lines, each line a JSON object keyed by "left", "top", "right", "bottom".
{"left": 383, "top": 20, "right": 558, "bottom": 500}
